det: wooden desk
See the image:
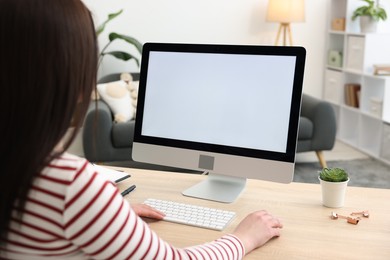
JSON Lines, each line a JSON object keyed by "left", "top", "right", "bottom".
{"left": 114, "top": 168, "right": 390, "bottom": 259}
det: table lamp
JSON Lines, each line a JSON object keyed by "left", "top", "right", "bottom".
{"left": 266, "top": 0, "right": 305, "bottom": 46}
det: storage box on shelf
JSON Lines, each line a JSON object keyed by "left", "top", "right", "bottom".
{"left": 324, "top": 0, "right": 390, "bottom": 164}
{"left": 345, "top": 34, "right": 390, "bottom": 74}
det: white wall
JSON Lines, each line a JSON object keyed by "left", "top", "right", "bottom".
{"left": 83, "top": 0, "right": 329, "bottom": 98}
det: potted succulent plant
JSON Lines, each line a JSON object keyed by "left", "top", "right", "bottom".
{"left": 351, "top": 0, "right": 387, "bottom": 33}
{"left": 319, "top": 168, "right": 349, "bottom": 208}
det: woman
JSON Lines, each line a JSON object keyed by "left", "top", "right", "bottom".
{"left": 0, "top": 0, "right": 283, "bottom": 258}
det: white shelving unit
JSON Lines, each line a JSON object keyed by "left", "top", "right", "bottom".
{"left": 324, "top": 0, "right": 390, "bottom": 163}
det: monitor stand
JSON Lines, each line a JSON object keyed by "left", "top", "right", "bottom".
{"left": 182, "top": 173, "right": 247, "bottom": 203}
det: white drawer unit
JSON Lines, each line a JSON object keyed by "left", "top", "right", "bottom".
{"left": 381, "top": 123, "right": 390, "bottom": 161}
{"left": 324, "top": 0, "right": 390, "bottom": 165}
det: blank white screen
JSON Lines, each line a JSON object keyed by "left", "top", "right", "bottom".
{"left": 142, "top": 51, "right": 296, "bottom": 153}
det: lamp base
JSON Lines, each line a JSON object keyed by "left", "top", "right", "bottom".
{"left": 275, "top": 23, "right": 293, "bottom": 46}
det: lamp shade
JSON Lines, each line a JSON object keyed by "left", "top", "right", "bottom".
{"left": 266, "top": 0, "right": 305, "bottom": 23}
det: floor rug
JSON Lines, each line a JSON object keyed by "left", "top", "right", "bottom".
{"left": 294, "top": 158, "right": 390, "bottom": 189}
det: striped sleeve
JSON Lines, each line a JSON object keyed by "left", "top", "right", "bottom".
{"left": 63, "top": 162, "right": 245, "bottom": 259}
{"left": 183, "top": 234, "right": 245, "bottom": 259}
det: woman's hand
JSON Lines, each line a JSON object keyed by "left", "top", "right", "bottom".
{"left": 131, "top": 203, "right": 165, "bottom": 220}
{"left": 232, "top": 210, "right": 283, "bottom": 254}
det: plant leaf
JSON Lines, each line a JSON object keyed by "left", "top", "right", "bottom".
{"left": 108, "top": 32, "right": 143, "bottom": 54}
{"left": 102, "top": 51, "right": 140, "bottom": 66}
{"left": 96, "top": 9, "right": 123, "bottom": 36}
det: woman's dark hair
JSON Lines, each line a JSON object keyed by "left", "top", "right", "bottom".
{"left": 0, "top": 0, "right": 98, "bottom": 240}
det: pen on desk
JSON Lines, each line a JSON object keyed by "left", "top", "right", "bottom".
{"left": 121, "top": 185, "right": 136, "bottom": 197}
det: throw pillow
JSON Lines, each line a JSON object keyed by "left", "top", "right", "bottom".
{"left": 97, "top": 80, "right": 134, "bottom": 123}
{"left": 127, "top": 81, "right": 139, "bottom": 118}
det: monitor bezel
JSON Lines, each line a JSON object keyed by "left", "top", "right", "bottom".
{"left": 134, "top": 42, "right": 306, "bottom": 164}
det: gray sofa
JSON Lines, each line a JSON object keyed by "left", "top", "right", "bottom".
{"left": 83, "top": 73, "right": 138, "bottom": 163}
{"left": 296, "top": 94, "right": 336, "bottom": 168}
{"left": 83, "top": 73, "right": 336, "bottom": 169}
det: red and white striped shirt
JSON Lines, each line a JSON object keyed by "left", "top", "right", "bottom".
{"left": 1, "top": 153, "right": 244, "bottom": 259}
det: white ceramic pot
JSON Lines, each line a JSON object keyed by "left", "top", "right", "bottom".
{"left": 319, "top": 177, "right": 349, "bottom": 208}
{"left": 360, "top": 16, "right": 378, "bottom": 33}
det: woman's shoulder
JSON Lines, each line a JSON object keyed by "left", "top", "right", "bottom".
{"left": 52, "top": 152, "right": 87, "bottom": 166}
{"left": 40, "top": 152, "right": 91, "bottom": 184}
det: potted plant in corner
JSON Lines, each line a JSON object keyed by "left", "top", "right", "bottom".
{"left": 352, "top": 0, "right": 387, "bottom": 33}
{"left": 319, "top": 168, "right": 349, "bottom": 208}
{"left": 96, "top": 9, "right": 143, "bottom": 68}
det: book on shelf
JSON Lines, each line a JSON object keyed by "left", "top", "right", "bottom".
{"left": 344, "top": 83, "right": 361, "bottom": 108}
{"left": 373, "top": 64, "right": 390, "bottom": 76}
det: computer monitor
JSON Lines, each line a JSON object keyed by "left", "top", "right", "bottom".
{"left": 133, "top": 43, "right": 306, "bottom": 203}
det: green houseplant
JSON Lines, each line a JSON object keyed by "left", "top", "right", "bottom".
{"left": 96, "top": 10, "right": 142, "bottom": 67}
{"left": 351, "top": 0, "right": 387, "bottom": 33}
{"left": 319, "top": 168, "right": 350, "bottom": 208}
{"left": 319, "top": 167, "right": 349, "bottom": 182}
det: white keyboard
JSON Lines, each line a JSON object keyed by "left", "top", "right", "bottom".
{"left": 144, "top": 198, "right": 236, "bottom": 231}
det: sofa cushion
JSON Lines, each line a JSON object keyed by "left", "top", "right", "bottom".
{"left": 298, "top": 117, "right": 313, "bottom": 140}
{"left": 97, "top": 80, "right": 135, "bottom": 122}
{"left": 112, "top": 120, "right": 136, "bottom": 148}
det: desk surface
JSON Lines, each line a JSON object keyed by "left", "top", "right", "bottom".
{"left": 113, "top": 167, "right": 390, "bottom": 259}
